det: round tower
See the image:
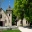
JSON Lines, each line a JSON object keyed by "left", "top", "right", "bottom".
{"left": 6, "top": 5, "right": 12, "bottom": 26}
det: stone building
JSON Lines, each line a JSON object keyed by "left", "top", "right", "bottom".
{"left": 17, "top": 18, "right": 30, "bottom": 26}
{"left": 0, "top": 5, "right": 31, "bottom": 27}
{"left": 0, "top": 5, "right": 12, "bottom": 27}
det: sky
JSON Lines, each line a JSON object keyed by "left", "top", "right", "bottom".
{"left": 1, "top": 0, "right": 14, "bottom": 10}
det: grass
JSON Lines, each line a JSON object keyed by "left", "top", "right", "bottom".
{"left": 2, "top": 30, "right": 21, "bottom": 32}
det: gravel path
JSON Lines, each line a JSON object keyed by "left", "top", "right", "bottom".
{"left": 18, "top": 27, "right": 32, "bottom": 32}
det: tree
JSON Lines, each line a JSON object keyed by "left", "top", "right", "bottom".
{"left": 14, "top": 0, "right": 32, "bottom": 23}
{"left": 14, "top": 0, "right": 24, "bottom": 19}
{"left": 12, "top": 9, "right": 16, "bottom": 25}
{"left": 24, "top": 0, "right": 32, "bottom": 22}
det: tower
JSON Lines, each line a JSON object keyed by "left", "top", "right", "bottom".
{"left": 6, "top": 5, "right": 12, "bottom": 26}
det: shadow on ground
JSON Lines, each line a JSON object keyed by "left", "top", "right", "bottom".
{"left": 23, "top": 26, "right": 32, "bottom": 29}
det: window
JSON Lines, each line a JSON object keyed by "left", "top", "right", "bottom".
{"left": 26, "top": 21, "right": 27, "bottom": 24}
{"left": 0, "top": 14, "right": 2, "bottom": 18}
{"left": 9, "top": 14, "right": 10, "bottom": 16}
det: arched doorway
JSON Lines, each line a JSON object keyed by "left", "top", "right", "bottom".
{"left": 30, "top": 22, "right": 32, "bottom": 26}
{"left": 0, "top": 21, "right": 3, "bottom": 26}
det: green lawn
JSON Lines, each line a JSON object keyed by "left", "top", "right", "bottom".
{"left": 2, "top": 30, "right": 21, "bottom": 32}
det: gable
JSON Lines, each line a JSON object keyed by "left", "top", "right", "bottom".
{"left": 0, "top": 10, "right": 8, "bottom": 21}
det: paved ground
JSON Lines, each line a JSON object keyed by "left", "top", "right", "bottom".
{"left": 0, "top": 26, "right": 18, "bottom": 30}
{"left": 18, "top": 27, "right": 32, "bottom": 32}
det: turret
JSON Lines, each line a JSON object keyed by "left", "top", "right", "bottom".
{"left": 6, "top": 5, "right": 12, "bottom": 26}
